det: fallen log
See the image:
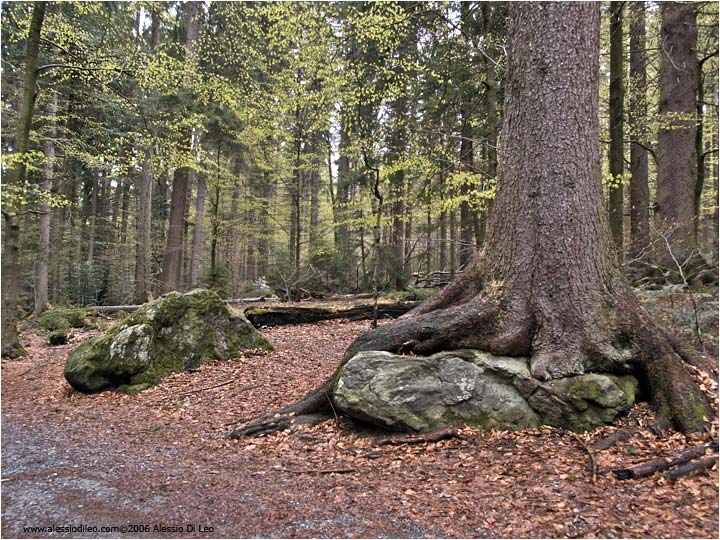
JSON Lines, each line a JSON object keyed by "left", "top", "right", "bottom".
{"left": 665, "top": 455, "right": 718, "bottom": 481}
{"left": 84, "top": 296, "right": 280, "bottom": 314}
{"left": 244, "top": 302, "right": 420, "bottom": 328}
{"left": 612, "top": 439, "right": 718, "bottom": 480}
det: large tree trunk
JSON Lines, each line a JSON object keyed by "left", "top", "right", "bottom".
{"left": 158, "top": 1, "right": 200, "bottom": 294}
{"left": 234, "top": 2, "right": 711, "bottom": 437}
{"left": 654, "top": 3, "right": 699, "bottom": 268}
{"left": 608, "top": 1, "right": 625, "bottom": 257}
{"left": 2, "top": 2, "right": 46, "bottom": 357}
{"left": 628, "top": 1, "right": 650, "bottom": 260}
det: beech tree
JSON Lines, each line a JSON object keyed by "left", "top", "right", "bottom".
{"left": 236, "top": 2, "right": 711, "bottom": 436}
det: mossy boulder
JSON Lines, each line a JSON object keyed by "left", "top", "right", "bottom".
{"left": 64, "top": 289, "right": 271, "bottom": 394}
{"left": 39, "top": 308, "right": 87, "bottom": 331}
{"left": 48, "top": 330, "right": 68, "bottom": 346}
{"left": 333, "top": 350, "right": 637, "bottom": 432}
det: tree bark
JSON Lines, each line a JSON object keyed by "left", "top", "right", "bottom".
{"left": 608, "top": 1, "right": 625, "bottom": 257}
{"left": 655, "top": 2, "right": 699, "bottom": 266}
{"left": 628, "top": 2, "right": 650, "bottom": 260}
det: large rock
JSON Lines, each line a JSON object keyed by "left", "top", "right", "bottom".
{"left": 333, "top": 350, "right": 637, "bottom": 432}
{"left": 64, "top": 289, "right": 271, "bottom": 394}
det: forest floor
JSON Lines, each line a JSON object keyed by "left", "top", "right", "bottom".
{"left": 1, "top": 290, "right": 719, "bottom": 539}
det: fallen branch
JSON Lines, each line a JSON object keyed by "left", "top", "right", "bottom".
{"left": 592, "top": 428, "right": 638, "bottom": 452}
{"left": 376, "top": 426, "right": 462, "bottom": 446}
{"left": 665, "top": 455, "right": 718, "bottom": 481}
{"left": 179, "top": 380, "right": 235, "bottom": 396}
{"left": 568, "top": 432, "right": 597, "bottom": 483}
{"left": 270, "top": 467, "right": 357, "bottom": 475}
{"left": 613, "top": 439, "right": 718, "bottom": 480}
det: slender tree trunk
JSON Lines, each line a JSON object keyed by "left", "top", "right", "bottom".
{"left": 628, "top": 2, "right": 650, "bottom": 260}
{"left": 2, "top": 3, "right": 46, "bottom": 356}
{"left": 308, "top": 138, "right": 321, "bottom": 255}
{"left": 655, "top": 2, "right": 699, "bottom": 266}
{"left": 190, "top": 174, "right": 207, "bottom": 287}
{"left": 608, "top": 1, "right": 625, "bottom": 257}
{"left": 289, "top": 127, "right": 301, "bottom": 270}
{"left": 258, "top": 171, "right": 271, "bottom": 278}
{"left": 210, "top": 185, "right": 221, "bottom": 287}
{"left": 134, "top": 148, "right": 154, "bottom": 303}
{"left": 480, "top": 2, "right": 498, "bottom": 223}
{"left": 229, "top": 181, "right": 241, "bottom": 292}
{"left": 34, "top": 90, "right": 57, "bottom": 315}
{"left": 448, "top": 211, "right": 457, "bottom": 276}
{"left": 459, "top": 106, "right": 474, "bottom": 268}
{"left": 336, "top": 119, "right": 354, "bottom": 285}
{"left": 439, "top": 209, "right": 447, "bottom": 271}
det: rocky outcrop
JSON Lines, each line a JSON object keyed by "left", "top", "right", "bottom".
{"left": 333, "top": 350, "right": 637, "bottom": 432}
{"left": 64, "top": 289, "right": 271, "bottom": 394}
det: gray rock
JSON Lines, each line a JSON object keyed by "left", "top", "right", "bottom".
{"left": 64, "top": 289, "right": 271, "bottom": 394}
{"left": 333, "top": 349, "right": 638, "bottom": 432}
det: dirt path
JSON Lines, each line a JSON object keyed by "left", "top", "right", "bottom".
{"left": 2, "top": 320, "right": 718, "bottom": 538}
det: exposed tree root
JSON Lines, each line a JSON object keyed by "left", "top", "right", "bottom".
{"left": 229, "top": 412, "right": 332, "bottom": 438}
{"left": 231, "top": 274, "right": 713, "bottom": 438}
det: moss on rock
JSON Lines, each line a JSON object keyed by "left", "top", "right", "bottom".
{"left": 64, "top": 289, "right": 271, "bottom": 394}
{"left": 333, "top": 349, "right": 638, "bottom": 433}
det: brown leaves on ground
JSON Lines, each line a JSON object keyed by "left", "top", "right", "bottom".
{"left": 1, "top": 318, "right": 718, "bottom": 539}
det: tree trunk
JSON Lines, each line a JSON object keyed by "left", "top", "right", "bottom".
{"left": 308, "top": 138, "right": 321, "bottom": 256}
{"left": 34, "top": 89, "right": 57, "bottom": 315}
{"left": 655, "top": 2, "right": 699, "bottom": 267}
{"left": 336, "top": 120, "right": 354, "bottom": 286}
{"left": 236, "top": 2, "right": 711, "bottom": 436}
{"left": 2, "top": 2, "right": 46, "bottom": 357}
{"left": 439, "top": 209, "right": 447, "bottom": 271}
{"left": 289, "top": 128, "right": 302, "bottom": 270}
{"left": 190, "top": 174, "right": 207, "bottom": 287}
{"left": 459, "top": 1, "right": 476, "bottom": 268}
{"left": 459, "top": 105, "right": 474, "bottom": 268}
{"left": 628, "top": 2, "right": 650, "bottom": 260}
{"left": 159, "top": 165, "right": 189, "bottom": 293}
{"left": 134, "top": 148, "right": 154, "bottom": 303}
{"left": 158, "top": 1, "right": 200, "bottom": 294}
{"left": 480, "top": 2, "right": 499, "bottom": 224}
{"left": 608, "top": 1, "right": 625, "bottom": 257}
